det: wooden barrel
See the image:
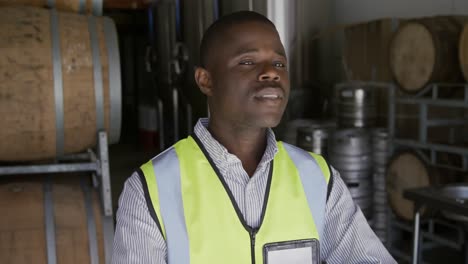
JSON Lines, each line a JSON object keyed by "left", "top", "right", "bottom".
{"left": 0, "top": 6, "right": 121, "bottom": 161}
{"left": 386, "top": 150, "right": 457, "bottom": 221}
{"left": 389, "top": 18, "right": 462, "bottom": 93}
{"left": 459, "top": 23, "right": 468, "bottom": 82}
{"left": 386, "top": 151, "right": 434, "bottom": 220}
{"left": 0, "top": 0, "right": 102, "bottom": 14}
{"left": 0, "top": 175, "right": 113, "bottom": 263}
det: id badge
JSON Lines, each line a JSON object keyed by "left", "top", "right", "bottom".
{"left": 263, "top": 239, "right": 320, "bottom": 264}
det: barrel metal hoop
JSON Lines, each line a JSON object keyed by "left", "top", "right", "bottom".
{"left": 82, "top": 180, "right": 100, "bottom": 264}
{"left": 44, "top": 178, "right": 57, "bottom": 264}
{"left": 50, "top": 10, "right": 65, "bottom": 158}
{"left": 103, "top": 17, "right": 122, "bottom": 144}
{"left": 92, "top": 0, "right": 103, "bottom": 16}
{"left": 78, "top": 0, "right": 86, "bottom": 14}
{"left": 88, "top": 16, "right": 105, "bottom": 135}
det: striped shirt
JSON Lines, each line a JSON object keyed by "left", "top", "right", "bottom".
{"left": 112, "top": 118, "right": 396, "bottom": 263}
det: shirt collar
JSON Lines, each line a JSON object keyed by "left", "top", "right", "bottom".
{"left": 193, "top": 118, "right": 278, "bottom": 167}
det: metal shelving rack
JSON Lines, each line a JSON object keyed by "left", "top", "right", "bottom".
{"left": 391, "top": 217, "right": 466, "bottom": 264}
{"left": 0, "top": 131, "right": 114, "bottom": 264}
{"left": 334, "top": 81, "right": 468, "bottom": 263}
{"left": 387, "top": 82, "right": 468, "bottom": 264}
{"left": 388, "top": 83, "right": 468, "bottom": 171}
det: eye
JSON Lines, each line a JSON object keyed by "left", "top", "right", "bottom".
{"left": 274, "top": 62, "right": 286, "bottom": 68}
{"left": 239, "top": 60, "right": 254, "bottom": 65}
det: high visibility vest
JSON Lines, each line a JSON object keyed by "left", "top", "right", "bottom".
{"left": 138, "top": 135, "right": 331, "bottom": 264}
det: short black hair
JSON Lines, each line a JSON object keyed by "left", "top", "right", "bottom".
{"left": 199, "top": 11, "right": 276, "bottom": 68}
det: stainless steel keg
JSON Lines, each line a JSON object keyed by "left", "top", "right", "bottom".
{"left": 337, "top": 84, "right": 377, "bottom": 128}
{"left": 297, "top": 121, "right": 335, "bottom": 156}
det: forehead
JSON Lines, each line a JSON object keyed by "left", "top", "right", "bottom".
{"left": 220, "top": 21, "right": 285, "bottom": 57}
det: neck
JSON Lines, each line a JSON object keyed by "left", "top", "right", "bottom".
{"left": 207, "top": 119, "right": 267, "bottom": 177}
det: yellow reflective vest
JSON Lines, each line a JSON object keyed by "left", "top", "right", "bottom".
{"left": 138, "top": 135, "right": 331, "bottom": 264}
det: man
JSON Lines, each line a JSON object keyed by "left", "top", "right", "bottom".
{"left": 113, "top": 11, "right": 396, "bottom": 264}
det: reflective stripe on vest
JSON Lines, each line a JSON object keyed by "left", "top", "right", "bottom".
{"left": 140, "top": 136, "right": 330, "bottom": 264}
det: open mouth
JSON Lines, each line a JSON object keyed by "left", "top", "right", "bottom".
{"left": 255, "top": 94, "right": 283, "bottom": 100}
{"left": 254, "top": 87, "right": 284, "bottom": 101}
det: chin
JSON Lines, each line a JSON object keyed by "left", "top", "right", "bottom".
{"left": 257, "top": 115, "right": 283, "bottom": 128}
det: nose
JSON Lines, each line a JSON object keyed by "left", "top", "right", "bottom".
{"left": 258, "top": 64, "right": 280, "bottom": 82}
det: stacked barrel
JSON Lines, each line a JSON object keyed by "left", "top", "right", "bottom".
{"left": 0, "top": 6, "right": 121, "bottom": 161}
{"left": 0, "top": 0, "right": 102, "bottom": 14}
{"left": 389, "top": 17, "right": 464, "bottom": 93}
{"left": 0, "top": 2, "right": 120, "bottom": 263}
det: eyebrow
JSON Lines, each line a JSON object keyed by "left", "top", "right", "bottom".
{"left": 233, "top": 47, "right": 286, "bottom": 58}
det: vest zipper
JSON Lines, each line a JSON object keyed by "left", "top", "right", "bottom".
{"left": 250, "top": 229, "right": 257, "bottom": 264}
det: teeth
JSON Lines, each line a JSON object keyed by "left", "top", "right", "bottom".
{"left": 259, "top": 94, "right": 280, "bottom": 99}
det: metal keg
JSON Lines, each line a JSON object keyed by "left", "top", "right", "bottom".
{"left": 375, "top": 230, "right": 387, "bottom": 244}
{"left": 373, "top": 191, "right": 388, "bottom": 209}
{"left": 373, "top": 212, "right": 387, "bottom": 229}
{"left": 336, "top": 84, "right": 377, "bottom": 128}
{"left": 373, "top": 152, "right": 389, "bottom": 167}
{"left": 347, "top": 180, "right": 373, "bottom": 198}
{"left": 372, "top": 128, "right": 389, "bottom": 151}
{"left": 375, "top": 230, "right": 387, "bottom": 238}
{"left": 281, "top": 119, "right": 319, "bottom": 145}
{"left": 371, "top": 128, "right": 389, "bottom": 240}
{"left": 329, "top": 129, "right": 372, "bottom": 172}
{"left": 354, "top": 197, "right": 373, "bottom": 219}
{"left": 372, "top": 128, "right": 390, "bottom": 166}
{"left": 348, "top": 180, "right": 373, "bottom": 220}
{"left": 340, "top": 171, "right": 371, "bottom": 182}
{"left": 374, "top": 166, "right": 386, "bottom": 174}
{"left": 329, "top": 129, "right": 371, "bottom": 155}
{"left": 297, "top": 121, "right": 335, "bottom": 157}
{"left": 329, "top": 129, "right": 374, "bottom": 220}
{"left": 372, "top": 174, "right": 387, "bottom": 193}
{"left": 373, "top": 173, "right": 387, "bottom": 192}
{"left": 354, "top": 197, "right": 372, "bottom": 210}
{"left": 330, "top": 155, "right": 372, "bottom": 172}
{"left": 372, "top": 209, "right": 388, "bottom": 244}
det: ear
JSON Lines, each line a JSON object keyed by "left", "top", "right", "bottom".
{"left": 194, "top": 67, "right": 213, "bottom": 96}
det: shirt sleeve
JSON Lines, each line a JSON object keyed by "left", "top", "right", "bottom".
{"left": 321, "top": 167, "right": 396, "bottom": 264}
{"left": 112, "top": 172, "right": 167, "bottom": 264}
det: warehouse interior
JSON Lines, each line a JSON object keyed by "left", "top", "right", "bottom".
{"left": 1, "top": 0, "right": 468, "bottom": 263}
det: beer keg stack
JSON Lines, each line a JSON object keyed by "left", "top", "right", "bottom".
{"left": 371, "top": 128, "right": 390, "bottom": 244}
{"left": 330, "top": 83, "right": 390, "bottom": 242}
{"left": 329, "top": 129, "right": 373, "bottom": 219}
{"left": 331, "top": 84, "right": 376, "bottom": 220}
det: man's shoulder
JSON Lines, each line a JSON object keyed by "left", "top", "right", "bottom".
{"left": 138, "top": 136, "right": 199, "bottom": 169}
{"left": 279, "top": 141, "right": 306, "bottom": 152}
{"left": 279, "top": 141, "right": 333, "bottom": 180}
{"left": 279, "top": 141, "right": 321, "bottom": 160}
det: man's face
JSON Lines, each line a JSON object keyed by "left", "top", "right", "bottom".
{"left": 200, "top": 21, "right": 290, "bottom": 129}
